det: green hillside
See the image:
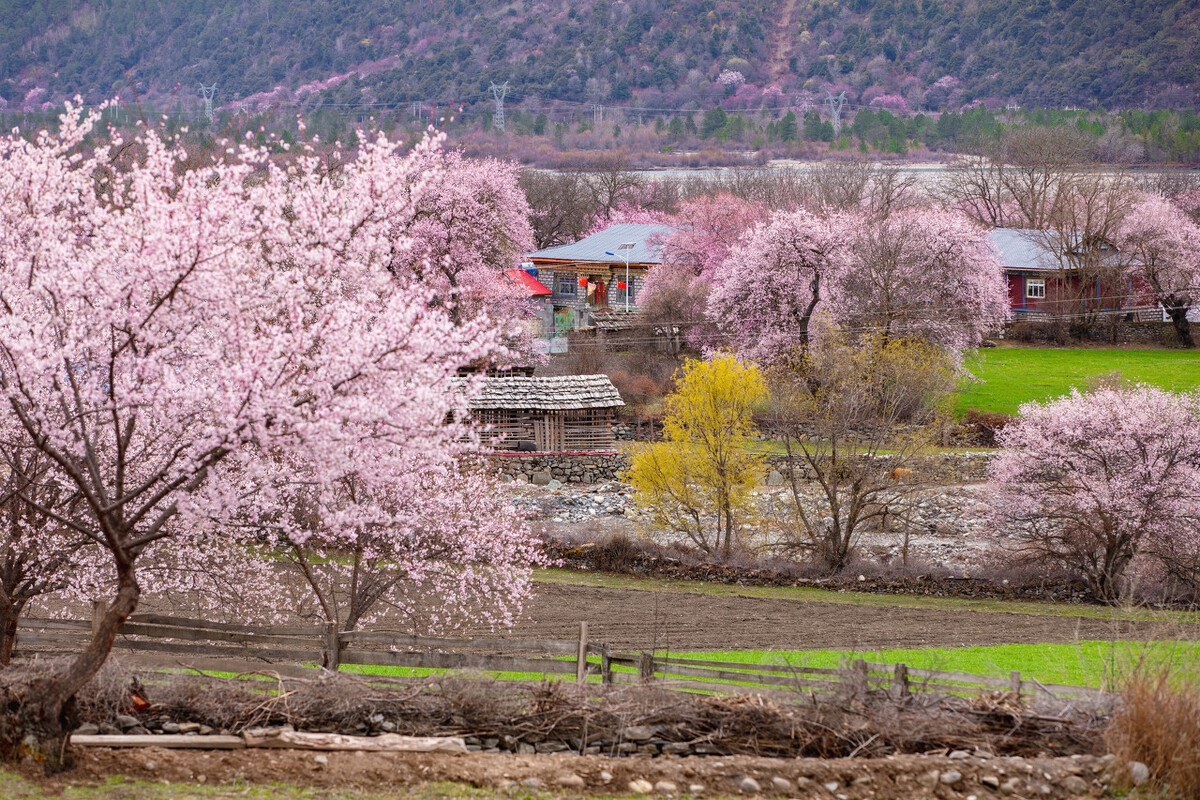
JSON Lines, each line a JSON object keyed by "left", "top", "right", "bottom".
{"left": 2, "top": 0, "right": 1197, "bottom": 119}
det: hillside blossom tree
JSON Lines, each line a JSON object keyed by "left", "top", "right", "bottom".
{"left": 707, "top": 209, "right": 845, "bottom": 363}
{"left": 830, "top": 208, "right": 1009, "bottom": 352}
{"left": 989, "top": 386, "right": 1200, "bottom": 604}
{"left": 0, "top": 105, "right": 539, "bottom": 763}
{"left": 1116, "top": 193, "right": 1200, "bottom": 348}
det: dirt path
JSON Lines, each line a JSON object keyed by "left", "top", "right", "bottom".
{"left": 769, "top": 0, "right": 800, "bottom": 81}
{"left": 495, "top": 581, "right": 1196, "bottom": 652}
{"left": 10, "top": 749, "right": 1116, "bottom": 800}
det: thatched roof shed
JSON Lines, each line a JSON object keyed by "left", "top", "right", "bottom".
{"left": 458, "top": 375, "right": 624, "bottom": 452}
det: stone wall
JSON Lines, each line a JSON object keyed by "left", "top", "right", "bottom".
{"left": 491, "top": 452, "right": 630, "bottom": 485}
{"left": 489, "top": 450, "right": 992, "bottom": 486}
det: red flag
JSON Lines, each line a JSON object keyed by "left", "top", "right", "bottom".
{"left": 617, "top": 280, "right": 627, "bottom": 289}
{"left": 578, "top": 275, "right": 588, "bottom": 287}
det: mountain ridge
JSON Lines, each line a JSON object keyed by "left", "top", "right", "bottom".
{"left": 2, "top": 0, "right": 1197, "bottom": 116}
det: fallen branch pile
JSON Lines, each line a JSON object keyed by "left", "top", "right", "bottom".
{"left": 51, "top": 661, "right": 1112, "bottom": 759}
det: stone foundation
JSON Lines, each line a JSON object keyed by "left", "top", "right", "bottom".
{"left": 491, "top": 452, "right": 630, "bottom": 484}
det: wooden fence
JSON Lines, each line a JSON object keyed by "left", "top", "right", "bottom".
{"left": 14, "top": 614, "right": 1106, "bottom": 702}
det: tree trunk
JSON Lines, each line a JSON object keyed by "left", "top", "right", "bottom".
{"left": 0, "top": 565, "right": 140, "bottom": 770}
{"left": 0, "top": 595, "right": 21, "bottom": 667}
{"left": 1166, "top": 303, "right": 1194, "bottom": 348}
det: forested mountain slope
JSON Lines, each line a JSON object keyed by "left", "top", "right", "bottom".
{"left": 2, "top": 0, "right": 1196, "bottom": 114}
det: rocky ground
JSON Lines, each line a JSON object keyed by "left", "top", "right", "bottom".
{"left": 507, "top": 480, "right": 1008, "bottom": 574}
{"left": 11, "top": 748, "right": 1140, "bottom": 799}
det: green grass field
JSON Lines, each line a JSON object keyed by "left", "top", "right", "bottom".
{"left": 673, "top": 640, "right": 1200, "bottom": 690}
{"left": 336, "top": 640, "right": 1200, "bottom": 691}
{"left": 957, "top": 346, "right": 1200, "bottom": 415}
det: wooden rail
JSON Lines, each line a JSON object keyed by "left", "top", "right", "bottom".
{"left": 13, "top": 615, "right": 1105, "bottom": 702}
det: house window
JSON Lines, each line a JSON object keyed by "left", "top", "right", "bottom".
{"left": 556, "top": 274, "right": 577, "bottom": 297}
{"left": 1026, "top": 278, "right": 1046, "bottom": 299}
{"left": 611, "top": 277, "right": 636, "bottom": 306}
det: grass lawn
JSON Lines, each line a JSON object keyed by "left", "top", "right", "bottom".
{"left": 957, "top": 346, "right": 1200, "bottom": 415}
{"left": 672, "top": 640, "right": 1200, "bottom": 690}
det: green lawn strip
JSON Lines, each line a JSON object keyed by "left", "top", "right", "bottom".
{"left": 958, "top": 347, "right": 1200, "bottom": 416}
{"left": 665, "top": 640, "right": 1200, "bottom": 690}
{"left": 535, "top": 569, "right": 1200, "bottom": 626}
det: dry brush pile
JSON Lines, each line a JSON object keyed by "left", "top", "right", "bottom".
{"left": 41, "top": 660, "right": 1110, "bottom": 761}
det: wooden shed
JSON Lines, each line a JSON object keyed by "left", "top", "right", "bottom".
{"left": 462, "top": 375, "right": 625, "bottom": 452}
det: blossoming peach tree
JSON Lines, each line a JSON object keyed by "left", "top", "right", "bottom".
{"left": 0, "top": 105, "right": 540, "bottom": 764}
{"left": 989, "top": 386, "right": 1200, "bottom": 604}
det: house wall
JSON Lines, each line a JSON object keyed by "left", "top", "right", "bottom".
{"left": 531, "top": 262, "right": 648, "bottom": 331}
{"left": 1008, "top": 271, "right": 1141, "bottom": 315}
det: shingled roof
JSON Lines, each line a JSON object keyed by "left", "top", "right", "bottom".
{"left": 459, "top": 375, "right": 625, "bottom": 410}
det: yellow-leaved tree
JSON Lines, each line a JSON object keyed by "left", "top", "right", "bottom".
{"left": 625, "top": 354, "right": 767, "bottom": 557}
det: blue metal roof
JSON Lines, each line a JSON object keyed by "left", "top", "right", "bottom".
{"left": 526, "top": 223, "right": 678, "bottom": 265}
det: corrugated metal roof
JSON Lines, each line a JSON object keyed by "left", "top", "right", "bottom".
{"left": 987, "top": 228, "right": 1130, "bottom": 272}
{"left": 526, "top": 223, "right": 677, "bottom": 265}
{"left": 456, "top": 374, "right": 625, "bottom": 410}
{"left": 987, "top": 228, "right": 1060, "bottom": 271}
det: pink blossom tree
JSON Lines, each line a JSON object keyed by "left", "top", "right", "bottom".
{"left": 1116, "top": 194, "right": 1200, "bottom": 347}
{"left": 829, "top": 208, "right": 1009, "bottom": 352}
{"left": 707, "top": 209, "right": 845, "bottom": 364}
{"left": 640, "top": 193, "right": 764, "bottom": 352}
{"left": 989, "top": 386, "right": 1200, "bottom": 604}
{"left": 0, "top": 106, "right": 538, "bottom": 763}
{"left": 389, "top": 150, "right": 536, "bottom": 329}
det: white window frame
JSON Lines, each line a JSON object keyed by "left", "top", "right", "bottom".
{"left": 1026, "top": 278, "right": 1046, "bottom": 299}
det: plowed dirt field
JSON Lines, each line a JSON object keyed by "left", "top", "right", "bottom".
{"left": 490, "top": 580, "right": 1196, "bottom": 651}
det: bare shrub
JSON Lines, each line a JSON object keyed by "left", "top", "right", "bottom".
{"left": 587, "top": 533, "right": 644, "bottom": 573}
{"left": 1105, "top": 668, "right": 1200, "bottom": 797}
{"left": 958, "top": 408, "right": 1015, "bottom": 447}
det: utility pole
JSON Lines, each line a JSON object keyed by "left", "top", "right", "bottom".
{"left": 198, "top": 84, "right": 217, "bottom": 124}
{"left": 490, "top": 82, "right": 508, "bottom": 132}
{"left": 592, "top": 103, "right": 604, "bottom": 127}
{"left": 825, "top": 91, "right": 845, "bottom": 137}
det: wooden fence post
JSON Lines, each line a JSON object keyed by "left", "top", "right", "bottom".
{"left": 576, "top": 622, "right": 588, "bottom": 683}
{"left": 91, "top": 600, "right": 105, "bottom": 637}
{"left": 601, "top": 645, "right": 612, "bottom": 685}
{"left": 1009, "top": 670, "right": 1022, "bottom": 699}
{"left": 851, "top": 658, "right": 869, "bottom": 696}
{"left": 893, "top": 662, "right": 911, "bottom": 701}
{"left": 324, "top": 622, "right": 341, "bottom": 671}
{"left": 638, "top": 651, "right": 654, "bottom": 683}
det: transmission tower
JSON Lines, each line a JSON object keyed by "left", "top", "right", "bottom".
{"left": 198, "top": 84, "right": 217, "bottom": 123}
{"left": 825, "top": 91, "right": 846, "bottom": 137}
{"left": 490, "top": 81, "right": 509, "bottom": 132}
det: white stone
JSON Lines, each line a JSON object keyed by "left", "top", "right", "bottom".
{"left": 738, "top": 776, "right": 761, "bottom": 793}
{"left": 628, "top": 778, "right": 654, "bottom": 794}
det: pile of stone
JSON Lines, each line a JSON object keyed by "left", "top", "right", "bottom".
{"left": 76, "top": 716, "right": 220, "bottom": 737}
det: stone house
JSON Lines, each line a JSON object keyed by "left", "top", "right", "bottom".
{"left": 524, "top": 222, "right": 677, "bottom": 334}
